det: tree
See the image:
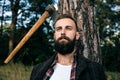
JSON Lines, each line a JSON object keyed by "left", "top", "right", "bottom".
{"left": 57, "top": 0, "right": 102, "bottom": 63}
{"left": 95, "top": 0, "right": 120, "bottom": 71}
{"left": 7, "top": 0, "right": 20, "bottom": 63}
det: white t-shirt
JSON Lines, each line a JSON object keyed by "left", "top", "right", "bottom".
{"left": 50, "top": 63, "right": 72, "bottom": 80}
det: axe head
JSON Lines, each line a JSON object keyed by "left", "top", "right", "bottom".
{"left": 45, "top": 4, "right": 56, "bottom": 16}
{"left": 46, "top": 4, "right": 59, "bottom": 22}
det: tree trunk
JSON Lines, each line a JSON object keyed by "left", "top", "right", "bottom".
{"left": 57, "top": 0, "right": 102, "bottom": 63}
{"left": 9, "top": 0, "right": 20, "bottom": 61}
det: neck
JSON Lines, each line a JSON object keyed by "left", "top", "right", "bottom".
{"left": 57, "top": 49, "right": 76, "bottom": 65}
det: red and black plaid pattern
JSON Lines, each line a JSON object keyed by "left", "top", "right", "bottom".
{"left": 43, "top": 57, "right": 57, "bottom": 80}
{"left": 43, "top": 55, "right": 76, "bottom": 80}
{"left": 70, "top": 60, "right": 76, "bottom": 80}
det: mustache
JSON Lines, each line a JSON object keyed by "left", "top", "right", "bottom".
{"left": 57, "top": 36, "right": 71, "bottom": 41}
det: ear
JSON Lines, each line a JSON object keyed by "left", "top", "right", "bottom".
{"left": 76, "top": 32, "right": 80, "bottom": 40}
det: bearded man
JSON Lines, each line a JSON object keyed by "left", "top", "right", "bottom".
{"left": 30, "top": 14, "right": 107, "bottom": 80}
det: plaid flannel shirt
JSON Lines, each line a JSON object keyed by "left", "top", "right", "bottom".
{"left": 43, "top": 54, "right": 76, "bottom": 80}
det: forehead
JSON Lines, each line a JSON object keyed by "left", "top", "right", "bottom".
{"left": 55, "top": 18, "right": 76, "bottom": 27}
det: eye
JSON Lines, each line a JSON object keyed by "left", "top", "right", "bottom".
{"left": 66, "top": 26, "right": 72, "bottom": 30}
{"left": 55, "top": 26, "right": 62, "bottom": 31}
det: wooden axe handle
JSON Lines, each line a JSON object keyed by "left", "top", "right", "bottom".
{"left": 4, "top": 5, "right": 55, "bottom": 64}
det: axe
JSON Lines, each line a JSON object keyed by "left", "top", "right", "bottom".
{"left": 4, "top": 4, "right": 56, "bottom": 64}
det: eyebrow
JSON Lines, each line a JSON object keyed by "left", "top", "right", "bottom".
{"left": 66, "top": 25, "right": 73, "bottom": 28}
{"left": 55, "top": 25, "right": 73, "bottom": 28}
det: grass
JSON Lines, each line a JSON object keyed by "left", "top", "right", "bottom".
{"left": 106, "top": 71, "right": 120, "bottom": 80}
{"left": 0, "top": 63, "right": 120, "bottom": 80}
{"left": 0, "top": 63, "right": 33, "bottom": 80}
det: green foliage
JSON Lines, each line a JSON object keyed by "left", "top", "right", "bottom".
{"left": 28, "top": 0, "right": 54, "bottom": 13}
{"left": 0, "top": 0, "right": 55, "bottom": 65}
{"left": 101, "top": 34, "right": 120, "bottom": 72}
{"left": 13, "top": 22, "right": 54, "bottom": 65}
{"left": 95, "top": 0, "right": 120, "bottom": 72}
{"left": 0, "top": 34, "right": 9, "bottom": 65}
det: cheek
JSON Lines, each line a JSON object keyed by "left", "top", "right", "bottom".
{"left": 66, "top": 32, "right": 76, "bottom": 39}
{"left": 54, "top": 33, "right": 59, "bottom": 40}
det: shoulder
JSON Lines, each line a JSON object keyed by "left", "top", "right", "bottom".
{"left": 87, "top": 61, "right": 104, "bottom": 71}
{"left": 31, "top": 57, "right": 53, "bottom": 74}
{"left": 77, "top": 54, "right": 105, "bottom": 73}
{"left": 80, "top": 55, "right": 105, "bottom": 73}
{"left": 32, "top": 62, "right": 43, "bottom": 72}
{"left": 30, "top": 60, "right": 52, "bottom": 80}
{"left": 30, "top": 62, "right": 44, "bottom": 80}
{"left": 30, "top": 54, "right": 56, "bottom": 80}
{"left": 86, "top": 60, "right": 107, "bottom": 80}
{"left": 77, "top": 54, "right": 104, "bottom": 69}
{"left": 32, "top": 53, "right": 56, "bottom": 72}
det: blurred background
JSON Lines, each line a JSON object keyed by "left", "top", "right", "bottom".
{"left": 0, "top": 0, "right": 120, "bottom": 80}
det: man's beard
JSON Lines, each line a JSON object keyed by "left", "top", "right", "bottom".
{"left": 54, "top": 36, "right": 76, "bottom": 55}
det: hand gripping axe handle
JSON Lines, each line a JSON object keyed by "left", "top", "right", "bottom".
{"left": 4, "top": 4, "right": 56, "bottom": 64}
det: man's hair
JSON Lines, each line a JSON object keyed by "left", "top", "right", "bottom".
{"left": 54, "top": 14, "right": 79, "bottom": 31}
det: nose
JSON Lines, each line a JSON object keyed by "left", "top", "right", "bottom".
{"left": 61, "top": 29, "right": 66, "bottom": 35}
